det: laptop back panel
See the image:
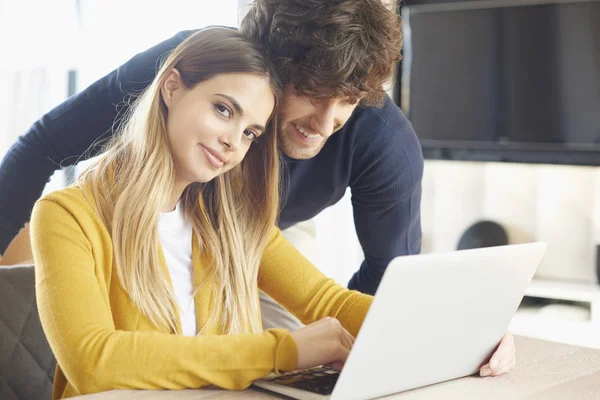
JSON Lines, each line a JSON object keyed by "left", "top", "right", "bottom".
{"left": 331, "top": 242, "right": 546, "bottom": 400}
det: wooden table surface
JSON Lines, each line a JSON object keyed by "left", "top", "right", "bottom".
{"left": 73, "top": 336, "right": 600, "bottom": 400}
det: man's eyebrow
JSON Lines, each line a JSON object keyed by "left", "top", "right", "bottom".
{"left": 215, "top": 93, "right": 266, "bottom": 133}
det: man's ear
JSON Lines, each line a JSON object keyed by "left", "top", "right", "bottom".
{"left": 162, "top": 68, "right": 182, "bottom": 109}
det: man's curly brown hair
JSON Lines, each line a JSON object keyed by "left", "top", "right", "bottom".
{"left": 240, "top": 0, "right": 403, "bottom": 106}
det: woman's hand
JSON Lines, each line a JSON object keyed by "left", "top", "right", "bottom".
{"left": 479, "top": 332, "right": 516, "bottom": 377}
{"left": 290, "top": 317, "right": 355, "bottom": 371}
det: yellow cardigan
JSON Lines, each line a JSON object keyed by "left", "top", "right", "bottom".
{"left": 30, "top": 186, "right": 373, "bottom": 399}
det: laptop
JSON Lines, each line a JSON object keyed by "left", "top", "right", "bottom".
{"left": 254, "top": 242, "right": 547, "bottom": 400}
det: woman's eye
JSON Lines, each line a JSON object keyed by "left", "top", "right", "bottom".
{"left": 243, "top": 130, "right": 258, "bottom": 141}
{"left": 215, "top": 104, "right": 232, "bottom": 118}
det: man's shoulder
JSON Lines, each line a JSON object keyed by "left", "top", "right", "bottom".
{"left": 346, "top": 95, "right": 423, "bottom": 175}
{"left": 355, "top": 94, "right": 405, "bottom": 120}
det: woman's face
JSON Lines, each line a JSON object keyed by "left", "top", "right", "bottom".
{"left": 162, "top": 70, "right": 275, "bottom": 184}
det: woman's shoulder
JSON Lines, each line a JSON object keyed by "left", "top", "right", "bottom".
{"left": 35, "top": 185, "right": 99, "bottom": 221}
{"left": 33, "top": 186, "right": 111, "bottom": 246}
{"left": 38, "top": 185, "right": 89, "bottom": 208}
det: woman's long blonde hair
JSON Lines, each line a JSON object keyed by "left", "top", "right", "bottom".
{"left": 78, "top": 27, "right": 281, "bottom": 335}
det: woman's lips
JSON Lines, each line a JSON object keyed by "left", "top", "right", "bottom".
{"left": 200, "top": 145, "right": 225, "bottom": 168}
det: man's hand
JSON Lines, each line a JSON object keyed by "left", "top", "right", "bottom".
{"left": 479, "top": 332, "right": 516, "bottom": 377}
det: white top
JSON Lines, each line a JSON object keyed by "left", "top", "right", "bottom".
{"left": 158, "top": 202, "right": 197, "bottom": 336}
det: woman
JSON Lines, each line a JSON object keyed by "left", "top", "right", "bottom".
{"left": 31, "top": 27, "right": 364, "bottom": 399}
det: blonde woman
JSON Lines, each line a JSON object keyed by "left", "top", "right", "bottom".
{"left": 30, "top": 27, "right": 368, "bottom": 399}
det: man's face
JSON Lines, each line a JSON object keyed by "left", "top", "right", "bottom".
{"left": 278, "top": 84, "right": 360, "bottom": 160}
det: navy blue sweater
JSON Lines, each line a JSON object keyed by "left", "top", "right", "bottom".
{"left": 0, "top": 30, "right": 424, "bottom": 295}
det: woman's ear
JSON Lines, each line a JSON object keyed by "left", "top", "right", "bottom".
{"left": 162, "top": 68, "right": 182, "bottom": 109}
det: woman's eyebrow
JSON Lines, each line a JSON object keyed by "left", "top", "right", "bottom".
{"left": 215, "top": 93, "right": 266, "bottom": 133}
{"left": 215, "top": 93, "right": 243, "bottom": 115}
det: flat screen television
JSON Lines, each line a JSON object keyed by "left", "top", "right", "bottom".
{"left": 399, "top": 0, "right": 600, "bottom": 165}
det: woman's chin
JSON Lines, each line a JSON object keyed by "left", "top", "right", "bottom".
{"left": 193, "top": 171, "right": 219, "bottom": 183}
{"left": 179, "top": 166, "right": 223, "bottom": 185}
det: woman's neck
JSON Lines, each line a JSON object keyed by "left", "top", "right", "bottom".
{"left": 162, "top": 180, "right": 188, "bottom": 213}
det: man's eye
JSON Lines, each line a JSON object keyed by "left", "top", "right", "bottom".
{"left": 243, "top": 130, "right": 258, "bottom": 141}
{"left": 215, "top": 104, "right": 232, "bottom": 118}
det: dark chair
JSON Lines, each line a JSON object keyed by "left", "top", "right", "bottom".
{"left": 0, "top": 265, "right": 56, "bottom": 400}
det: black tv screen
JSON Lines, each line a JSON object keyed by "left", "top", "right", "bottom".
{"left": 401, "top": 0, "right": 600, "bottom": 165}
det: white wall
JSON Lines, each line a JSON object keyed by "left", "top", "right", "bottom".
{"left": 312, "top": 161, "right": 600, "bottom": 286}
{"left": 312, "top": 189, "right": 364, "bottom": 286}
{"left": 422, "top": 160, "right": 599, "bottom": 284}
{"left": 78, "top": 0, "right": 239, "bottom": 89}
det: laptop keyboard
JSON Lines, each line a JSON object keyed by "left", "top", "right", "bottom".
{"left": 262, "top": 365, "right": 340, "bottom": 395}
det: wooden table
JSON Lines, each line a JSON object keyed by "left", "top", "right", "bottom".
{"left": 73, "top": 336, "right": 600, "bottom": 400}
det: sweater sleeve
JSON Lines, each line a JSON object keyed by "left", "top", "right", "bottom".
{"left": 347, "top": 97, "right": 424, "bottom": 295}
{"left": 258, "top": 228, "right": 373, "bottom": 338}
{"left": 30, "top": 199, "right": 297, "bottom": 395}
{"left": 0, "top": 30, "right": 196, "bottom": 256}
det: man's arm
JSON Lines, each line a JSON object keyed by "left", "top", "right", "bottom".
{"left": 0, "top": 30, "right": 195, "bottom": 255}
{"left": 347, "top": 99, "right": 424, "bottom": 295}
